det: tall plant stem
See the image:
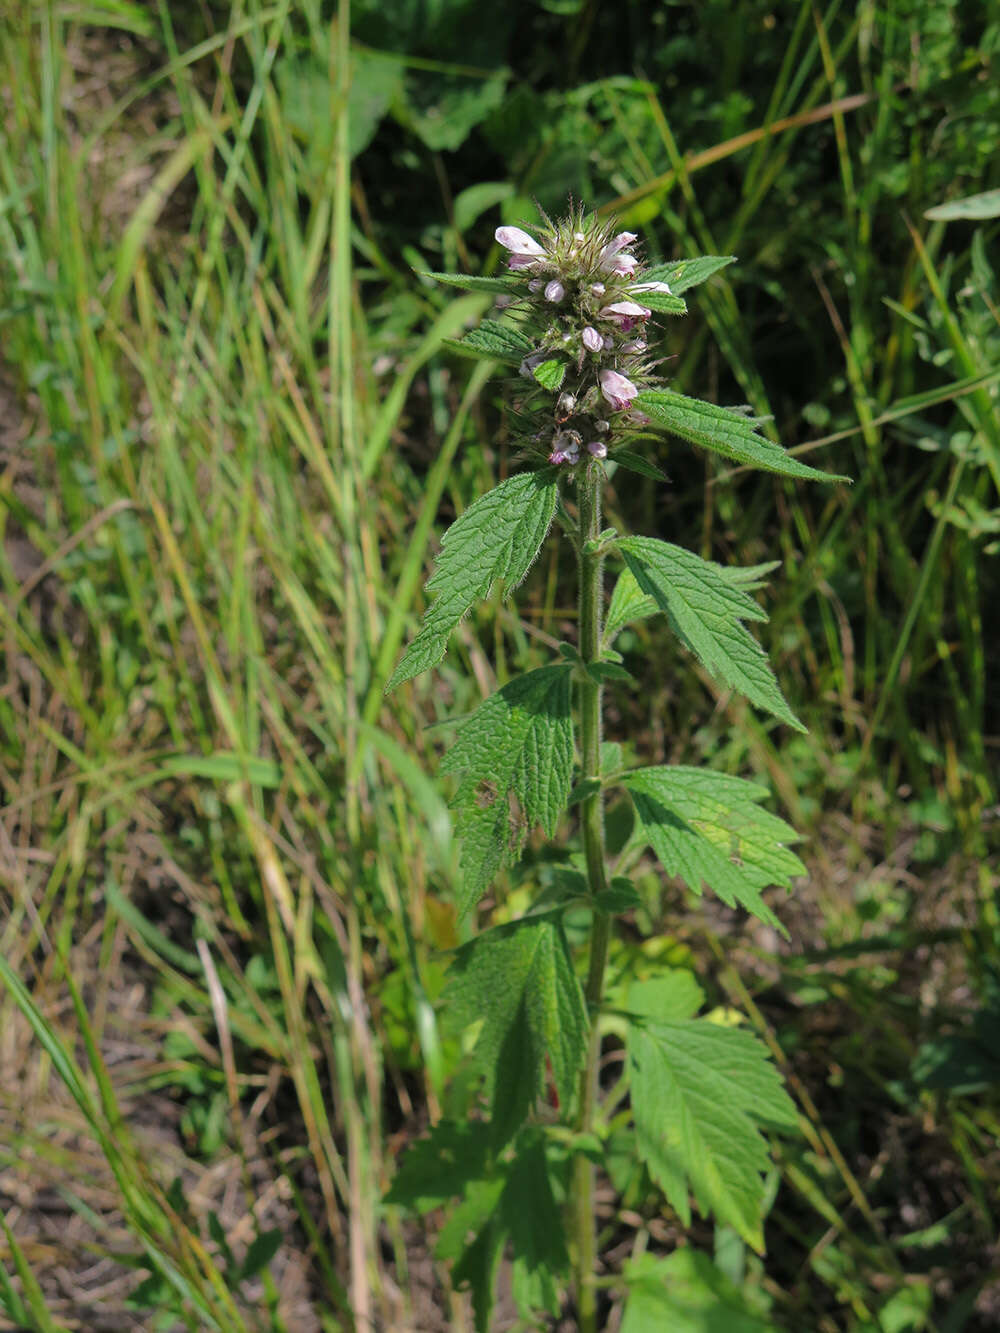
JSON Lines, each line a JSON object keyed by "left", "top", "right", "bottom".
{"left": 571, "top": 463, "right": 611, "bottom": 1333}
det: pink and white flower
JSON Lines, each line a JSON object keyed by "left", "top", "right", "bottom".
{"left": 603, "top": 253, "right": 639, "bottom": 277}
{"left": 544, "top": 279, "right": 565, "bottom": 303}
{"left": 630, "top": 280, "right": 672, "bottom": 295}
{"left": 600, "top": 232, "right": 637, "bottom": 260}
{"left": 581, "top": 325, "right": 603, "bottom": 352}
{"left": 495, "top": 225, "right": 547, "bottom": 270}
{"left": 599, "top": 301, "right": 651, "bottom": 332}
{"left": 587, "top": 440, "right": 608, "bottom": 459}
{"left": 600, "top": 369, "right": 639, "bottom": 412}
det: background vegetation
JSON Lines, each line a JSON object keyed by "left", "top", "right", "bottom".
{"left": 0, "top": 0, "right": 998, "bottom": 1329}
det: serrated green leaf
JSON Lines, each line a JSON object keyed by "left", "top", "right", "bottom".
{"left": 444, "top": 1132, "right": 568, "bottom": 1333}
{"left": 443, "top": 320, "right": 535, "bottom": 365}
{"left": 621, "top": 1250, "right": 780, "bottom": 1333}
{"left": 504, "top": 1135, "right": 568, "bottom": 1318}
{"left": 388, "top": 471, "right": 558, "bottom": 689}
{"left": 626, "top": 971, "right": 704, "bottom": 1022}
{"left": 622, "top": 766, "right": 805, "bottom": 931}
{"left": 425, "top": 270, "right": 523, "bottom": 294}
{"left": 637, "top": 289, "right": 688, "bottom": 315}
{"left": 533, "top": 358, "right": 567, "bottom": 390}
{"left": 610, "top": 448, "right": 669, "bottom": 481}
{"left": 642, "top": 254, "right": 737, "bottom": 294}
{"left": 635, "top": 389, "right": 849, "bottom": 482}
{"left": 617, "top": 537, "right": 805, "bottom": 730}
{"left": 441, "top": 665, "right": 574, "bottom": 913}
{"left": 443, "top": 914, "right": 588, "bottom": 1148}
{"left": 629, "top": 1017, "right": 797, "bottom": 1251}
{"left": 604, "top": 560, "right": 782, "bottom": 645}
{"left": 385, "top": 1120, "right": 491, "bottom": 1213}
{"left": 594, "top": 878, "right": 642, "bottom": 914}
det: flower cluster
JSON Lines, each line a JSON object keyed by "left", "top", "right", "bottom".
{"left": 494, "top": 208, "right": 669, "bottom": 469}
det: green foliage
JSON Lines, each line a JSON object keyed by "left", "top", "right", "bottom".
{"left": 604, "top": 562, "right": 780, "bottom": 645}
{"left": 620, "top": 1250, "right": 779, "bottom": 1333}
{"left": 440, "top": 664, "right": 575, "bottom": 914}
{"left": 442, "top": 318, "right": 535, "bottom": 364}
{"left": 636, "top": 389, "right": 849, "bottom": 482}
{"left": 533, "top": 357, "right": 568, "bottom": 390}
{"left": 626, "top": 973, "right": 797, "bottom": 1252}
{"left": 387, "top": 471, "right": 559, "bottom": 688}
{"left": 442, "top": 913, "right": 587, "bottom": 1147}
{"left": 617, "top": 538, "right": 805, "bottom": 730}
{"left": 643, "top": 255, "right": 737, "bottom": 294}
{"left": 622, "top": 766, "right": 805, "bottom": 930}
{"left": 390, "top": 1125, "right": 568, "bottom": 1332}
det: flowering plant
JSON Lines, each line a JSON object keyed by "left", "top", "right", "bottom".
{"left": 386, "top": 205, "right": 847, "bottom": 1331}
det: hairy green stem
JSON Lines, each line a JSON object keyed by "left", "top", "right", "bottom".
{"left": 571, "top": 462, "right": 611, "bottom": 1333}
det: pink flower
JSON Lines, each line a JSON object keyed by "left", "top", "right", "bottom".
{"left": 587, "top": 441, "right": 607, "bottom": 459}
{"left": 600, "top": 232, "right": 637, "bottom": 259}
{"left": 544, "top": 279, "right": 565, "bottom": 302}
{"left": 507, "top": 253, "right": 541, "bottom": 270}
{"left": 621, "top": 338, "right": 647, "bottom": 354}
{"left": 600, "top": 369, "right": 639, "bottom": 412}
{"left": 495, "top": 226, "right": 546, "bottom": 256}
{"left": 599, "top": 301, "right": 651, "bottom": 332}
{"left": 603, "top": 253, "right": 639, "bottom": 277}
{"left": 581, "top": 325, "right": 603, "bottom": 352}
{"left": 630, "top": 280, "right": 672, "bottom": 294}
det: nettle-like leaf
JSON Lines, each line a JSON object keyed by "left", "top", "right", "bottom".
{"left": 621, "top": 1250, "right": 780, "bottom": 1333}
{"left": 617, "top": 537, "right": 804, "bottom": 730}
{"left": 604, "top": 560, "right": 780, "bottom": 646}
{"left": 441, "top": 665, "right": 574, "bottom": 913}
{"left": 626, "top": 974, "right": 796, "bottom": 1252}
{"left": 443, "top": 912, "right": 587, "bottom": 1148}
{"left": 533, "top": 357, "right": 567, "bottom": 390}
{"left": 385, "top": 1120, "right": 491, "bottom": 1214}
{"left": 621, "top": 766, "right": 805, "bottom": 931}
{"left": 443, "top": 319, "right": 535, "bottom": 365}
{"left": 438, "top": 1132, "right": 569, "bottom": 1333}
{"left": 637, "top": 288, "right": 688, "bottom": 316}
{"left": 642, "top": 254, "right": 737, "bottom": 294}
{"left": 388, "top": 471, "right": 558, "bottom": 689}
{"left": 635, "top": 388, "right": 850, "bottom": 482}
{"left": 425, "top": 270, "right": 522, "bottom": 294}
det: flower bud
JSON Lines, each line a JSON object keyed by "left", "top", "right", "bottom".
{"left": 544, "top": 279, "right": 565, "bottom": 303}
{"left": 621, "top": 338, "right": 647, "bottom": 354}
{"left": 587, "top": 440, "right": 607, "bottom": 459}
{"left": 590, "top": 282, "right": 606, "bottom": 296}
{"left": 557, "top": 392, "right": 577, "bottom": 417}
{"left": 581, "top": 326, "right": 603, "bottom": 352}
{"left": 507, "top": 253, "right": 542, "bottom": 270}
{"left": 630, "top": 280, "right": 672, "bottom": 294}
{"left": 528, "top": 278, "right": 543, "bottom": 292}
{"left": 599, "top": 369, "right": 639, "bottom": 412}
{"left": 594, "top": 419, "right": 609, "bottom": 433}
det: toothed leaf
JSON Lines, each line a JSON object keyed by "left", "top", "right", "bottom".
{"left": 617, "top": 537, "right": 804, "bottom": 729}
{"left": 635, "top": 389, "right": 849, "bottom": 482}
{"left": 441, "top": 665, "right": 574, "bottom": 914}
{"left": 622, "top": 765, "right": 805, "bottom": 931}
{"left": 388, "top": 471, "right": 558, "bottom": 688}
